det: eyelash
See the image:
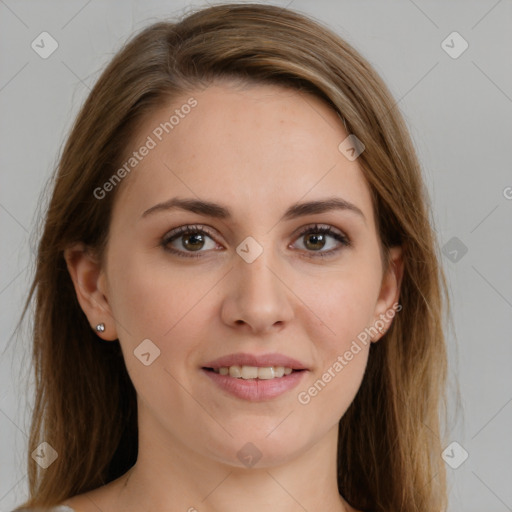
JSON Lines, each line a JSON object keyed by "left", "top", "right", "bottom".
{"left": 161, "top": 223, "right": 351, "bottom": 259}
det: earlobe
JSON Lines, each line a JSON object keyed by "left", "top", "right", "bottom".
{"left": 63, "top": 243, "right": 118, "bottom": 341}
{"left": 371, "top": 245, "right": 404, "bottom": 342}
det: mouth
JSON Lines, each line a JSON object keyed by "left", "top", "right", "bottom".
{"left": 200, "top": 352, "right": 309, "bottom": 401}
{"left": 201, "top": 365, "right": 308, "bottom": 401}
{"left": 202, "top": 365, "right": 306, "bottom": 380}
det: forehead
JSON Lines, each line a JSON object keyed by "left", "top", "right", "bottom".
{"left": 111, "top": 82, "right": 376, "bottom": 230}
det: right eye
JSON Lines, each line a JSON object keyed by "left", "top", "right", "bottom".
{"left": 161, "top": 224, "right": 223, "bottom": 258}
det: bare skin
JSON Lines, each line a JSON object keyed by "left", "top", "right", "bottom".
{"left": 64, "top": 81, "right": 403, "bottom": 512}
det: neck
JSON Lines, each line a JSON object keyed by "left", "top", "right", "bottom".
{"left": 107, "top": 411, "right": 352, "bottom": 512}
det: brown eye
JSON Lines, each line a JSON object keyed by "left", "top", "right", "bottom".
{"left": 180, "top": 232, "right": 207, "bottom": 251}
{"left": 303, "top": 232, "right": 328, "bottom": 251}
{"left": 162, "top": 225, "right": 220, "bottom": 258}
{"left": 293, "top": 224, "right": 350, "bottom": 258}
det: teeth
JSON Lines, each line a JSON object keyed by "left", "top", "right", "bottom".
{"left": 229, "top": 366, "right": 242, "bottom": 378}
{"left": 241, "top": 366, "right": 259, "bottom": 379}
{"left": 213, "top": 365, "right": 295, "bottom": 379}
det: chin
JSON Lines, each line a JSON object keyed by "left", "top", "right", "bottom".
{"left": 204, "top": 429, "right": 312, "bottom": 469}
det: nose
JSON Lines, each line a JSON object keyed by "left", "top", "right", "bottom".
{"left": 220, "top": 247, "right": 294, "bottom": 334}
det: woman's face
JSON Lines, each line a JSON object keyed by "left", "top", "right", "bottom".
{"left": 78, "top": 82, "right": 401, "bottom": 467}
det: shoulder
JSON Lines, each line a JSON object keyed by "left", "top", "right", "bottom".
{"left": 16, "top": 472, "right": 128, "bottom": 512}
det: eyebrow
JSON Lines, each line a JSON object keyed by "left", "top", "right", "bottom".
{"left": 141, "top": 196, "right": 366, "bottom": 224}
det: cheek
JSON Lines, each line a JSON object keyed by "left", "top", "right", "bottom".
{"left": 302, "top": 262, "right": 383, "bottom": 348}
{"left": 300, "top": 348, "right": 369, "bottom": 428}
{"left": 105, "top": 246, "right": 218, "bottom": 382}
{"left": 296, "top": 252, "right": 381, "bottom": 414}
{"left": 106, "top": 245, "right": 211, "bottom": 339}
{"left": 106, "top": 251, "right": 207, "bottom": 410}
{"left": 297, "top": 278, "right": 374, "bottom": 419}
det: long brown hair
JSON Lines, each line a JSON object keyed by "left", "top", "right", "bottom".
{"left": 15, "top": 4, "right": 452, "bottom": 511}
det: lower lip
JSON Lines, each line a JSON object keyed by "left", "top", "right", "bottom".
{"left": 201, "top": 368, "right": 307, "bottom": 401}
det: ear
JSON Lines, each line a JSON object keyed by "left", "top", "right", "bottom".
{"left": 370, "top": 245, "right": 404, "bottom": 342}
{"left": 63, "top": 243, "right": 118, "bottom": 341}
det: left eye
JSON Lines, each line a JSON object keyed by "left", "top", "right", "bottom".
{"left": 291, "top": 224, "right": 350, "bottom": 257}
{"left": 161, "top": 223, "right": 350, "bottom": 258}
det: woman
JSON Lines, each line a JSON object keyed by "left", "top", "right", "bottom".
{"left": 15, "top": 3, "right": 450, "bottom": 511}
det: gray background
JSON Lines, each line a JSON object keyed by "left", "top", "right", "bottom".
{"left": 1, "top": 1, "right": 511, "bottom": 511}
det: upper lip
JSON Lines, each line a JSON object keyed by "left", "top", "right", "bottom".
{"left": 203, "top": 352, "right": 309, "bottom": 370}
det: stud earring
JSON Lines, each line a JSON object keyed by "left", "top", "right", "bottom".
{"left": 95, "top": 323, "right": 106, "bottom": 333}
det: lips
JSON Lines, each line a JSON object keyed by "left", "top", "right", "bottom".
{"left": 202, "top": 367, "right": 307, "bottom": 401}
{"left": 201, "top": 352, "right": 310, "bottom": 401}
{"left": 202, "top": 352, "right": 309, "bottom": 370}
